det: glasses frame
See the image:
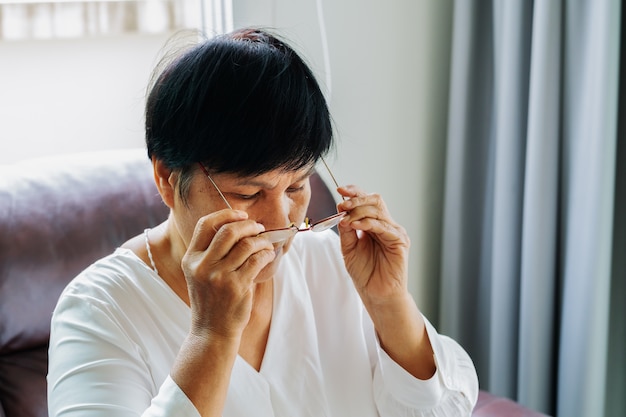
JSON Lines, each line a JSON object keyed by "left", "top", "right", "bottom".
{"left": 198, "top": 158, "right": 346, "bottom": 244}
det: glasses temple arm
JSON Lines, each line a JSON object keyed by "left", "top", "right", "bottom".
{"left": 198, "top": 163, "right": 233, "bottom": 210}
{"left": 320, "top": 156, "right": 347, "bottom": 201}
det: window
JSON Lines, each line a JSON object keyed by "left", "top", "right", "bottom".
{"left": 0, "top": 0, "right": 204, "bottom": 40}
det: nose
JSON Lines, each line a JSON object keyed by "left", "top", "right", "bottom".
{"left": 257, "top": 194, "right": 292, "bottom": 231}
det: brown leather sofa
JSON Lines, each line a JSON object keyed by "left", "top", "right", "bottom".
{"left": 0, "top": 149, "right": 548, "bottom": 417}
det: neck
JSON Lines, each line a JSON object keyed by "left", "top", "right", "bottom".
{"left": 146, "top": 218, "right": 192, "bottom": 305}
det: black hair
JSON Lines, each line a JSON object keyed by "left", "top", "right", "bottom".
{"left": 145, "top": 28, "right": 333, "bottom": 182}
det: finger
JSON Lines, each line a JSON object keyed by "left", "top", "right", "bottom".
{"left": 338, "top": 219, "right": 360, "bottom": 254}
{"left": 238, "top": 246, "right": 277, "bottom": 282}
{"left": 341, "top": 204, "right": 384, "bottom": 224}
{"left": 208, "top": 220, "right": 268, "bottom": 261}
{"left": 343, "top": 217, "right": 403, "bottom": 244}
{"left": 218, "top": 234, "right": 275, "bottom": 273}
{"left": 340, "top": 201, "right": 407, "bottom": 249}
{"left": 188, "top": 209, "right": 250, "bottom": 252}
{"left": 184, "top": 234, "right": 274, "bottom": 292}
{"left": 339, "top": 192, "right": 394, "bottom": 227}
{"left": 338, "top": 189, "right": 385, "bottom": 211}
{"left": 337, "top": 184, "right": 368, "bottom": 200}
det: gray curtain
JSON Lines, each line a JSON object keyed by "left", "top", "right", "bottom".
{"left": 439, "top": 1, "right": 624, "bottom": 416}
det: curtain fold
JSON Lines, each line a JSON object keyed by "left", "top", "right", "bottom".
{"left": 518, "top": 0, "right": 562, "bottom": 410}
{"left": 558, "top": 1, "right": 620, "bottom": 415}
{"left": 487, "top": 0, "right": 532, "bottom": 398}
{"left": 440, "top": 0, "right": 494, "bottom": 378}
{"left": 440, "top": 1, "right": 623, "bottom": 416}
{"left": 607, "top": 4, "right": 626, "bottom": 414}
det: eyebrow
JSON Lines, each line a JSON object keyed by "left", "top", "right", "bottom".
{"left": 234, "top": 166, "right": 316, "bottom": 189}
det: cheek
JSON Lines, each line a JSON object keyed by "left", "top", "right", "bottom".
{"left": 172, "top": 190, "right": 217, "bottom": 248}
{"left": 170, "top": 206, "right": 202, "bottom": 248}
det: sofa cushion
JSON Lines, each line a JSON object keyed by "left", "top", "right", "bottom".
{"left": 0, "top": 149, "right": 169, "bottom": 355}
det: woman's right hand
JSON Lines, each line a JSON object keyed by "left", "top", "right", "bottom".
{"left": 173, "top": 210, "right": 274, "bottom": 416}
{"left": 181, "top": 209, "right": 276, "bottom": 342}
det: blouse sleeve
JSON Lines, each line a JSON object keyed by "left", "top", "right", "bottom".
{"left": 371, "top": 316, "right": 479, "bottom": 416}
{"left": 47, "top": 293, "right": 199, "bottom": 417}
{"left": 147, "top": 376, "right": 200, "bottom": 417}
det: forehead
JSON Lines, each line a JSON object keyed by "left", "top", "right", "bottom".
{"left": 217, "top": 164, "right": 316, "bottom": 188}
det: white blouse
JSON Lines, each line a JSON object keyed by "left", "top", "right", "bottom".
{"left": 48, "top": 229, "right": 478, "bottom": 417}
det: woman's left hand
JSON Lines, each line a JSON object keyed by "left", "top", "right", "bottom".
{"left": 337, "top": 185, "right": 436, "bottom": 380}
{"left": 336, "top": 185, "right": 411, "bottom": 306}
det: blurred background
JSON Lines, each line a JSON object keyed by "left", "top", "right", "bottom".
{"left": 0, "top": 1, "right": 623, "bottom": 416}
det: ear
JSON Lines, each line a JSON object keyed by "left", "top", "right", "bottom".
{"left": 152, "top": 157, "right": 177, "bottom": 209}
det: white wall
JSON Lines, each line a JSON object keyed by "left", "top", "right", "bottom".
{"left": 234, "top": 0, "right": 453, "bottom": 320}
{"left": 0, "top": 33, "right": 171, "bottom": 163}
{"left": 0, "top": 1, "right": 453, "bottom": 321}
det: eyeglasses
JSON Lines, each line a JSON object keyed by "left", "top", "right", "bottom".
{"left": 198, "top": 158, "right": 346, "bottom": 244}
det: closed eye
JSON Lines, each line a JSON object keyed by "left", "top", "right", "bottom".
{"left": 287, "top": 185, "right": 305, "bottom": 194}
{"left": 235, "top": 192, "right": 260, "bottom": 200}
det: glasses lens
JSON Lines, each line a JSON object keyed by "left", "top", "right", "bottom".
{"left": 310, "top": 212, "right": 346, "bottom": 232}
{"left": 259, "top": 227, "right": 298, "bottom": 243}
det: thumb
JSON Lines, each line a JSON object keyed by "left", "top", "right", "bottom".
{"left": 338, "top": 221, "right": 359, "bottom": 257}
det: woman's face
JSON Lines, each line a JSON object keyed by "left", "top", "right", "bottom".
{"left": 172, "top": 164, "right": 314, "bottom": 282}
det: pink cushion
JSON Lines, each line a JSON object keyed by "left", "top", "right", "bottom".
{"left": 473, "top": 390, "right": 551, "bottom": 417}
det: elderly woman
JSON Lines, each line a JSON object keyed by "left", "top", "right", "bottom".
{"left": 47, "top": 28, "right": 478, "bottom": 417}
